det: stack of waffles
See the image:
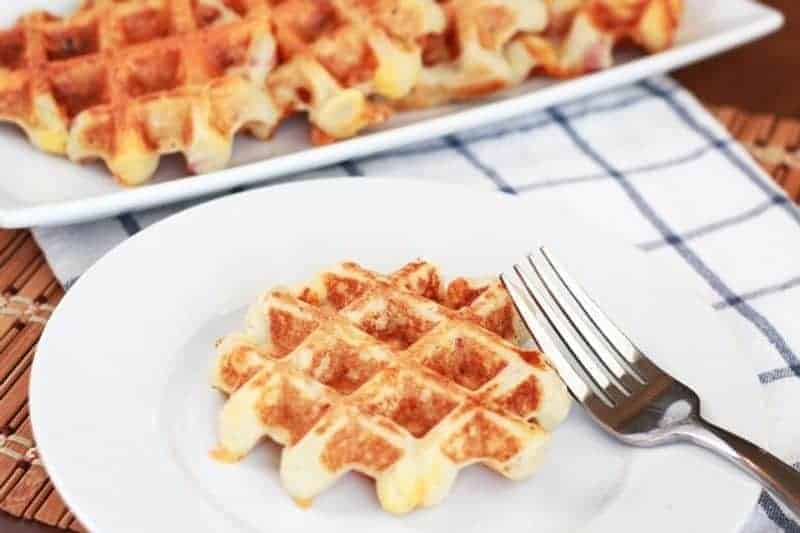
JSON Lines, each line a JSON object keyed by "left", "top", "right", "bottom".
{"left": 211, "top": 261, "right": 572, "bottom": 513}
{"left": 0, "top": 0, "right": 682, "bottom": 185}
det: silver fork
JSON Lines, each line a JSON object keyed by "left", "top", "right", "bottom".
{"left": 501, "top": 247, "right": 800, "bottom": 517}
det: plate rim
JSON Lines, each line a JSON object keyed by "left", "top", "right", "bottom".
{"left": 29, "top": 178, "right": 769, "bottom": 533}
{"left": 0, "top": 0, "right": 784, "bottom": 228}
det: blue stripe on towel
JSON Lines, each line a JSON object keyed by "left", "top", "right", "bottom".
{"left": 445, "top": 135, "right": 516, "bottom": 194}
{"left": 639, "top": 196, "right": 789, "bottom": 251}
{"left": 117, "top": 214, "right": 141, "bottom": 236}
{"left": 547, "top": 106, "right": 800, "bottom": 373}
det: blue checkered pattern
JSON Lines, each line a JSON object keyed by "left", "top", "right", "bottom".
{"left": 33, "top": 76, "right": 800, "bottom": 532}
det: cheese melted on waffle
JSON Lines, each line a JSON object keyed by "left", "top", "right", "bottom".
{"left": 212, "top": 260, "right": 571, "bottom": 514}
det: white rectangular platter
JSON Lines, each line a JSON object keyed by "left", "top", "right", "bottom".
{"left": 0, "top": 0, "right": 783, "bottom": 228}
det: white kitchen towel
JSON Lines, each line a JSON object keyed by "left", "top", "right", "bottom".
{"left": 33, "top": 76, "right": 800, "bottom": 532}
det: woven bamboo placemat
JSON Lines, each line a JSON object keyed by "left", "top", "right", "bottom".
{"left": 0, "top": 106, "right": 797, "bottom": 532}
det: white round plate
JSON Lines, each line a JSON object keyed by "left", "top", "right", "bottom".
{"left": 31, "top": 179, "right": 766, "bottom": 533}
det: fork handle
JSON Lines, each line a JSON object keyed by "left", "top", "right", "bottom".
{"left": 681, "top": 417, "right": 800, "bottom": 518}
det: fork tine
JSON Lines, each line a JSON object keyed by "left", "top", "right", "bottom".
{"left": 500, "top": 273, "right": 591, "bottom": 402}
{"left": 518, "top": 262, "right": 624, "bottom": 406}
{"left": 530, "top": 250, "right": 644, "bottom": 390}
{"left": 539, "top": 246, "right": 649, "bottom": 383}
{"left": 510, "top": 264, "right": 618, "bottom": 407}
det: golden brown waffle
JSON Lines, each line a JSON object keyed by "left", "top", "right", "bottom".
{"left": 518, "top": 0, "right": 684, "bottom": 78}
{"left": 265, "top": 0, "right": 445, "bottom": 145}
{"left": 213, "top": 260, "right": 531, "bottom": 393}
{"left": 400, "top": 0, "right": 550, "bottom": 108}
{"left": 0, "top": 0, "right": 282, "bottom": 185}
{"left": 0, "top": 0, "right": 682, "bottom": 185}
{"left": 0, "top": 0, "right": 443, "bottom": 185}
{"left": 211, "top": 260, "right": 570, "bottom": 514}
{"left": 402, "top": 0, "right": 683, "bottom": 108}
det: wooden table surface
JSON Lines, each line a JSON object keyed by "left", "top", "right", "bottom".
{"left": 675, "top": 0, "right": 799, "bottom": 116}
{"left": 1, "top": 2, "right": 795, "bottom": 532}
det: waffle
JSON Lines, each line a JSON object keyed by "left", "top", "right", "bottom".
{"left": 0, "top": 0, "right": 282, "bottom": 185}
{"left": 517, "top": 0, "right": 684, "bottom": 77}
{"left": 0, "top": 0, "right": 681, "bottom": 185}
{"left": 211, "top": 261, "right": 571, "bottom": 514}
{"left": 265, "top": 0, "right": 445, "bottom": 145}
{"left": 401, "top": 0, "right": 683, "bottom": 107}
{"left": 0, "top": 0, "right": 443, "bottom": 184}
{"left": 399, "top": 0, "right": 550, "bottom": 109}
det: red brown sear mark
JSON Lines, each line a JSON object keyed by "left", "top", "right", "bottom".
{"left": 194, "top": 3, "right": 223, "bottom": 28}
{"left": 445, "top": 278, "right": 488, "bottom": 309}
{"left": 121, "top": 7, "right": 172, "bottom": 44}
{"left": 205, "top": 34, "right": 250, "bottom": 75}
{"left": 420, "top": 3, "right": 459, "bottom": 65}
{"left": 361, "top": 373, "right": 457, "bottom": 438}
{"left": 388, "top": 394, "right": 450, "bottom": 437}
{"left": 296, "top": 286, "right": 320, "bottom": 306}
{"left": 423, "top": 336, "right": 507, "bottom": 390}
{"left": 479, "top": 301, "right": 516, "bottom": 340}
{"left": 323, "top": 274, "right": 370, "bottom": 309}
{"left": 48, "top": 61, "right": 110, "bottom": 119}
{"left": 125, "top": 48, "right": 184, "bottom": 97}
{"left": 355, "top": 298, "right": 438, "bottom": 350}
{"left": 317, "top": 34, "right": 378, "bottom": 87}
{"left": 515, "top": 348, "right": 542, "bottom": 368}
{"left": 44, "top": 22, "right": 100, "bottom": 62}
{"left": 391, "top": 261, "right": 443, "bottom": 302}
{"left": 442, "top": 411, "right": 521, "bottom": 463}
{"left": 271, "top": 0, "right": 344, "bottom": 59}
{"left": 306, "top": 340, "right": 386, "bottom": 394}
{"left": 257, "top": 378, "right": 331, "bottom": 444}
{"left": 321, "top": 422, "right": 402, "bottom": 472}
{"left": 223, "top": 0, "right": 250, "bottom": 17}
{"left": 418, "top": 268, "right": 443, "bottom": 302}
{"left": 497, "top": 375, "right": 540, "bottom": 417}
{"left": 0, "top": 28, "right": 27, "bottom": 71}
{"left": 269, "top": 308, "right": 318, "bottom": 356}
{"left": 587, "top": 0, "right": 649, "bottom": 33}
